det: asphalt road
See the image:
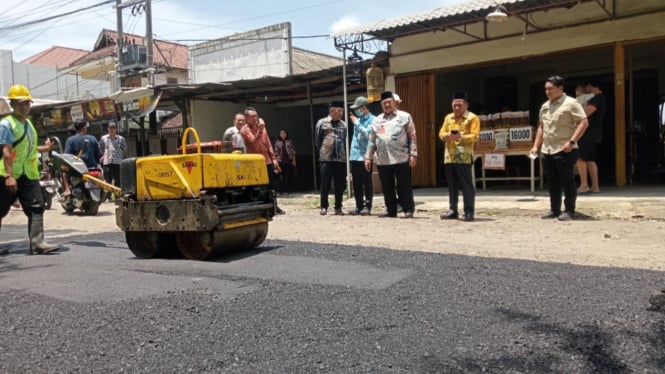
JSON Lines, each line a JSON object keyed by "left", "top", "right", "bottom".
{"left": 1, "top": 232, "right": 664, "bottom": 373}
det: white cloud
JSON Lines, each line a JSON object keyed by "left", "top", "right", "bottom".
{"left": 330, "top": 15, "right": 361, "bottom": 34}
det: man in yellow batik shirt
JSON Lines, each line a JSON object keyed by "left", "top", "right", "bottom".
{"left": 438, "top": 92, "right": 480, "bottom": 222}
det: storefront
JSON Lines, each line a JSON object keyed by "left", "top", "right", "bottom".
{"left": 334, "top": 0, "right": 665, "bottom": 187}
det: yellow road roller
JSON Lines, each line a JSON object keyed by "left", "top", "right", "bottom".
{"left": 115, "top": 128, "right": 276, "bottom": 260}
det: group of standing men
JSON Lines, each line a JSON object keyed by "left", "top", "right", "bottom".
{"left": 314, "top": 89, "right": 482, "bottom": 221}
{"left": 313, "top": 74, "right": 601, "bottom": 223}
{"left": 314, "top": 91, "right": 421, "bottom": 218}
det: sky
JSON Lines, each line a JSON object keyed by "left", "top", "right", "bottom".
{"left": 0, "top": 0, "right": 460, "bottom": 62}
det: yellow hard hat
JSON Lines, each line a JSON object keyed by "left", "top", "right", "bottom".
{"left": 7, "top": 84, "right": 33, "bottom": 101}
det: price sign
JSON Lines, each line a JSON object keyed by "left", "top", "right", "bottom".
{"left": 479, "top": 130, "right": 494, "bottom": 141}
{"left": 70, "top": 104, "right": 84, "bottom": 122}
{"left": 509, "top": 126, "right": 533, "bottom": 142}
{"left": 483, "top": 153, "right": 506, "bottom": 170}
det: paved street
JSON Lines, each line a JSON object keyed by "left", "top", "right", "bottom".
{"left": 1, "top": 214, "right": 665, "bottom": 373}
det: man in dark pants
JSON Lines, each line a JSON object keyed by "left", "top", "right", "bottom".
{"left": 438, "top": 92, "right": 480, "bottom": 222}
{"left": 364, "top": 91, "right": 417, "bottom": 218}
{"left": 315, "top": 101, "right": 347, "bottom": 215}
{"left": 0, "top": 84, "right": 60, "bottom": 255}
{"left": 348, "top": 96, "right": 375, "bottom": 215}
{"left": 530, "top": 75, "right": 588, "bottom": 221}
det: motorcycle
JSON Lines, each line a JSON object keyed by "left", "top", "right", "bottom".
{"left": 52, "top": 149, "right": 107, "bottom": 216}
{"left": 38, "top": 136, "right": 63, "bottom": 210}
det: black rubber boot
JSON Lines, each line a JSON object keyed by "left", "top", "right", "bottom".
{"left": 29, "top": 214, "right": 60, "bottom": 255}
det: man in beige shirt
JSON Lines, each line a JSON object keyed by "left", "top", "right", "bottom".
{"left": 530, "top": 75, "right": 588, "bottom": 221}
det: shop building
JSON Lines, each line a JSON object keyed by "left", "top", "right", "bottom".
{"left": 333, "top": 0, "right": 665, "bottom": 187}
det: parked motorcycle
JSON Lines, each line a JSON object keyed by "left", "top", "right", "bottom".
{"left": 52, "top": 152, "right": 107, "bottom": 216}
{"left": 38, "top": 136, "right": 63, "bottom": 210}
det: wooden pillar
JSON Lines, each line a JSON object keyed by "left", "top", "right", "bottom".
{"left": 428, "top": 73, "right": 436, "bottom": 186}
{"left": 614, "top": 41, "right": 626, "bottom": 187}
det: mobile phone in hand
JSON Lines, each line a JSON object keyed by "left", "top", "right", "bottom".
{"left": 451, "top": 130, "right": 460, "bottom": 135}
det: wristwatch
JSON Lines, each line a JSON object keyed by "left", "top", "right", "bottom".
{"left": 568, "top": 140, "right": 576, "bottom": 145}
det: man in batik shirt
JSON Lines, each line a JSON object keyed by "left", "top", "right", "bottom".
{"left": 364, "top": 91, "right": 417, "bottom": 218}
{"left": 315, "top": 101, "right": 347, "bottom": 216}
{"left": 439, "top": 92, "right": 480, "bottom": 222}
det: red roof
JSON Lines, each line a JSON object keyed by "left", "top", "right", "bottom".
{"left": 21, "top": 46, "right": 89, "bottom": 69}
{"left": 161, "top": 112, "right": 182, "bottom": 129}
{"left": 68, "top": 29, "right": 188, "bottom": 70}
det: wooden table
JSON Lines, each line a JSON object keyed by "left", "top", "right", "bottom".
{"left": 473, "top": 149, "right": 544, "bottom": 193}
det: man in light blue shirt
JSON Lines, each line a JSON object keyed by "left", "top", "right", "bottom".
{"left": 348, "top": 96, "right": 375, "bottom": 215}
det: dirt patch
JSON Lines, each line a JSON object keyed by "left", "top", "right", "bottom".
{"left": 270, "top": 193, "right": 665, "bottom": 271}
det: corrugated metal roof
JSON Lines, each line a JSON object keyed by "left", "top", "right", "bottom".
{"left": 291, "top": 48, "right": 343, "bottom": 75}
{"left": 331, "top": 0, "right": 578, "bottom": 39}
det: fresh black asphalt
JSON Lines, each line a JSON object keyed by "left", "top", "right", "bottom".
{"left": 1, "top": 232, "right": 664, "bottom": 373}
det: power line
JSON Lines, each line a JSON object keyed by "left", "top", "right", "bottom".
{"left": 169, "top": 34, "right": 330, "bottom": 43}
{"left": 0, "top": 0, "right": 115, "bottom": 33}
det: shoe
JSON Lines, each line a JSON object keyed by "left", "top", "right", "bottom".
{"left": 404, "top": 211, "right": 414, "bottom": 218}
{"left": 275, "top": 207, "right": 286, "bottom": 215}
{"left": 0, "top": 248, "right": 9, "bottom": 255}
{"left": 557, "top": 211, "right": 573, "bottom": 221}
{"left": 334, "top": 209, "right": 344, "bottom": 216}
{"left": 348, "top": 209, "right": 360, "bottom": 216}
{"left": 396, "top": 205, "right": 404, "bottom": 214}
{"left": 31, "top": 246, "right": 60, "bottom": 255}
{"left": 378, "top": 212, "right": 397, "bottom": 218}
{"left": 461, "top": 215, "right": 474, "bottom": 222}
{"left": 440, "top": 210, "right": 458, "bottom": 220}
{"left": 320, "top": 208, "right": 328, "bottom": 216}
{"left": 541, "top": 211, "right": 560, "bottom": 219}
{"left": 359, "top": 207, "right": 371, "bottom": 216}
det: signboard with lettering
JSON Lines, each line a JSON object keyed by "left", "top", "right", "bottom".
{"left": 119, "top": 92, "right": 162, "bottom": 119}
{"left": 509, "top": 126, "right": 533, "bottom": 149}
{"left": 483, "top": 153, "right": 506, "bottom": 170}
{"left": 475, "top": 130, "right": 495, "bottom": 152}
{"left": 70, "top": 104, "right": 84, "bottom": 122}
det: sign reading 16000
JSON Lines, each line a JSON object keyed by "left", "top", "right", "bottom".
{"left": 509, "top": 126, "right": 533, "bottom": 142}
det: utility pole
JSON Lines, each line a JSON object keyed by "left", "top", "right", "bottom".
{"left": 115, "top": 0, "right": 123, "bottom": 90}
{"left": 115, "top": 0, "right": 155, "bottom": 156}
{"left": 115, "top": 0, "right": 155, "bottom": 88}
{"left": 145, "top": 0, "right": 154, "bottom": 86}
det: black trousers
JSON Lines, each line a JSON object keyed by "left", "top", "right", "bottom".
{"left": 350, "top": 161, "right": 373, "bottom": 211}
{"left": 0, "top": 175, "right": 43, "bottom": 220}
{"left": 320, "top": 162, "right": 346, "bottom": 210}
{"left": 542, "top": 149, "right": 579, "bottom": 214}
{"left": 103, "top": 163, "right": 121, "bottom": 186}
{"left": 377, "top": 162, "right": 414, "bottom": 215}
{"left": 445, "top": 163, "right": 475, "bottom": 216}
{"left": 278, "top": 162, "right": 294, "bottom": 193}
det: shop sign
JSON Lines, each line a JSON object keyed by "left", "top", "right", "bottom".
{"left": 70, "top": 104, "right": 85, "bottom": 122}
{"left": 119, "top": 92, "right": 162, "bottom": 119}
{"left": 483, "top": 153, "right": 506, "bottom": 170}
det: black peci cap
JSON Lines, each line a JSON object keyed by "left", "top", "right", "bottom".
{"left": 452, "top": 92, "right": 468, "bottom": 101}
{"left": 330, "top": 101, "right": 345, "bottom": 108}
{"left": 380, "top": 91, "right": 394, "bottom": 101}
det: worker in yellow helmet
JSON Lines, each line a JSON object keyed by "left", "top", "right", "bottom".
{"left": 0, "top": 84, "right": 60, "bottom": 255}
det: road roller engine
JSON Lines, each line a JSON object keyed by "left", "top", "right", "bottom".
{"left": 55, "top": 128, "right": 276, "bottom": 260}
